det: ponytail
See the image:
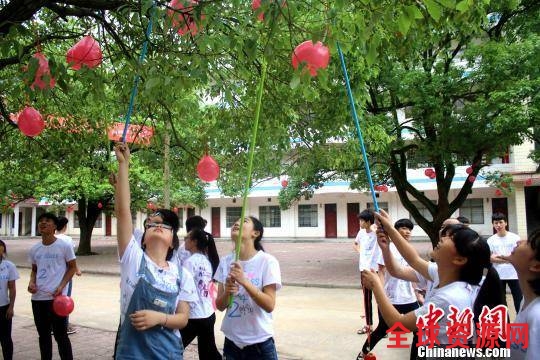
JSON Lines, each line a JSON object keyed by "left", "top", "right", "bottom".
{"left": 206, "top": 232, "right": 220, "bottom": 277}
{"left": 248, "top": 216, "right": 265, "bottom": 252}
{"left": 189, "top": 228, "right": 220, "bottom": 277}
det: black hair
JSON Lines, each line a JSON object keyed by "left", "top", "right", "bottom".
{"left": 185, "top": 215, "right": 207, "bottom": 232}
{"left": 0, "top": 239, "right": 6, "bottom": 259}
{"left": 528, "top": 228, "right": 540, "bottom": 296}
{"left": 141, "top": 209, "right": 180, "bottom": 261}
{"left": 491, "top": 212, "right": 507, "bottom": 222}
{"left": 394, "top": 218, "right": 414, "bottom": 231}
{"left": 57, "top": 216, "right": 69, "bottom": 231}
{"left": 456, "top": 216, "right": 470, "bottom": 225}
{"left": 358, "top": 209, "right": 375, "bottom": 224}
{"left": 449, "top": 227, "right": 506, "bottom": 322}
{"left": 248, "top": 216, "right": 265, "bottom": 251}
{"left": 188, "top": 228, "right": 220, "bottom": 276}
{"left": 37, "top": 212, "right": 59, "bottom": 229}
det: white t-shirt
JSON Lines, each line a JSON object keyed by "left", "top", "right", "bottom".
{"left": 214, "top": 251, "right": 282, "bottom": 348}
{"left": 355, "top": 229, "right": 381, "bottom": 271}
{"left": 414, "top": 262, "right": 479, "bottom": 345}
{"left": 28, "top": 239, "right": 76, "bottom": 301}
{"left": 487, "top": 232, "right": 520, "bottom": 280}
{"left": 119, "top": 237, "right": 198, "bottom": 335}
{"left": 511, "top": 297, "right": 540, "bottom": 360}
{"left": 55, "top": 234, "right": 75, "bottom": 248}
{"left": 0, "top": 260, "right": 19, "bottom": 306}
{"left": 183, "top": 253, "right": 214, "bottom": 319}
{"left": 173, "top": 243, "right": 192, "bottom": 268}
{"left": 379, "top": 244, "right": 416, "bottom": 305}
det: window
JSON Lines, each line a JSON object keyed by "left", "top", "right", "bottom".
{"left": 367, "top": 202, "right": 389, "bottom": 213}
{"left": 259, "top": 206, "right": 281, "bottom": 227}
{"left": 459, "top": 199, "right": 484, "bottom": 224}
{"left": 298, "top": 204, "right": 318, "bottom": 227}
{"left": 226, "top": 207, "right": 242, "bottom": 228}
{"left": 409, "top": 201, "right": 435, "bottom": 225}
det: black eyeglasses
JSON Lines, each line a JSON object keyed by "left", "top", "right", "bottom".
{"left": 145, "top": 222, "right": 173, "bottom": 231}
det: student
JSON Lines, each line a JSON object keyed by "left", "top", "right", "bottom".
{"left": 353, "top": 209, "right": 381, "bottom": 335}
{"left": 361, "top": 210, "right": 504, "bottom": 354}
{"left": 503, "top": 228, "right": 540, "bottom": 360}
{"left": 487, "top": 212, "right": 522, "bottom": 312}
{"left": 180, "top": 228, "right": 222, "bottom": 359}
{"left": 28, "top": 212, "right": 77, "bottom": 360}
{"left": 114, "top": 143, "right": 197, "bottom": 359}
{"left": 214, "top": 216, "right": 281, "bottom": 360}
{"left": 357, "top": 219, "right": 420, "bottom": 360}
{"left": 55, "top": 216, "right": 82, "bottom": 334}
{"left": 0, "top": 239, "right": 18, "bottom": 360}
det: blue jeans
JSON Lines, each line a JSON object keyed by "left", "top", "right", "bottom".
{"left": 224, "top": 337, "right": 277, "bottom": 360}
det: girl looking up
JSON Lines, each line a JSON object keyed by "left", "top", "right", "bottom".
{"left": 214, "top": 216, "right": 282, "bottom": 360}
{"left": 114, "top": 143, "right": 196, "bottom": 360}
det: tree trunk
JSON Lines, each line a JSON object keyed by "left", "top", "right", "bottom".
{"left": 75, "top": 197, "right": 102, "bottom": 255}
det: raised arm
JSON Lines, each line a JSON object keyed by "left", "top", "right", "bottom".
{"left": 377, "top": 230, "right": 420, "bottom": 282}
{"left": 375, "top": 210, "right": 431, "bottom": 281}
{"left": 114, "top": 143, "right": 133, "bottom": 258}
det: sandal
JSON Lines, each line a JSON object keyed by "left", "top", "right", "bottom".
{"left": 357, "top": 325, "right": 372, "bottom": 335}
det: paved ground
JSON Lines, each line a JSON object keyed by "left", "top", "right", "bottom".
{"left": 4, "top": 236, "right": 438, "bottom": 359}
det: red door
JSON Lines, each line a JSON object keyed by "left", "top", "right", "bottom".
{"left": 325, "top": 203, "right": 337, "bottom": 238}
{"left": 211, "top": 207, "right": 221, "bottom": 238}
{"left": 105, "top": 214, "right": 112, "bottom": 236}
{"left": 347, "top": 203, "right": 359, "bottom": 238}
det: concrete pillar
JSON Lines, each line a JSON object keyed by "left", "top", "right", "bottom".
{"left": 31, "top": 207, "right": 37, "bottom": 236}
{"left": 514, "top": 184, "right": 528, "bottom": 238}
{"left": 13, "top": 205, "right": 20, "bottom": 237}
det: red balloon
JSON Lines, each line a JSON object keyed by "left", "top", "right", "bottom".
{"left": 465, "top": 166, "right": 473, "bottom": 175}
{"left": 365, "top": 353, "right": 377, "bottom": 360}
{"left": 197, "top": 155, "right": 220, "bottom": 182}
{"left": 429, "top": 173, "right": 436, "bottom": 179}
{"left": 252, "top": 0, "right": 265, "bottom": 21}
{"left": 168, "top": 0, "right": 203, "bottom": 36}
{"left": 525, "top": 178, "right": 533, "bottom": 186}
{"left": 66, "top": 36, "right": 102, "bottom": 70}
{"left": 97, "top": 202, "right": 103, "bottom": 209}
{"left": 424, "top": 168, "right": 435, "bottom": 177}
{"left": 381, "top": 184, "right": 389, "bottom": 192}
{"left": 495, "top": 189, "right": 503, "bottom": 196}
{"left": 17, "top": 106, "right": 45, "bottom": 137}
{"left": 281, "top": 179, "right": 289, "bottom": 188}
{"left": 29, "top": 52, "right": 56, "bottom": 90}
{"left": 291, "top": 40, "right": 330, "bottom": 77}
{"left": 468, "top": 175, "right": 476, "bottom": 183}
{"left": 53, "top": 295, "right": 74, "bottom": 317}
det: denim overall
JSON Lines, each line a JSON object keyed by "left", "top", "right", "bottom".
{"left": 116, "top": 255, "right": 183, "bottom": 360}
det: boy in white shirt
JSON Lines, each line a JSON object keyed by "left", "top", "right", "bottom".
{"left": 487, "top": 212, "right": 522, "bottom": 312}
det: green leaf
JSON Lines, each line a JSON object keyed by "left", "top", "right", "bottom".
{"left": 405, "top": 5, "right": 424, "bottom": 20}
{"left": 424, "top": 0, "right": 443, "bottom": 21}
{"left": 436, "top": 0, "right": 456, "bottom": 8}
{"left": 289, "top": 74, "right": 300, "bottom": 89}
{"left": 397, "top": 13, "right": 412, "bottom": 37}
{"left": 455, "top": 0, "right": 470, "bottom": 12}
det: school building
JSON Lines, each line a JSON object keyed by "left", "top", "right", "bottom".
{"left": 1, "top": 140, "right": 539, "bottom": 240}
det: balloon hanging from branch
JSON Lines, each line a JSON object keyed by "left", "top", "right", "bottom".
{"left": 291, "top": 40, "right": 330, "bottom": 77}
{"left": 252, "top": 0, "right": 286, "bottom": 22}
{"left": 17, "top": 106, "right": 45, "bottom": 137}
{"left": 168, "top": 0, "right": 204, "bottom": 36}
{"left": 26, "top": 52, "right": 56, "bottom": 90}
{"left": 197, "top": 154, "right": 220, "bottom": 182}
{"left": 66, "top": 36, "right": 102, "bottom": 70}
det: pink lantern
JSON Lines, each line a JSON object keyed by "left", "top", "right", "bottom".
{"left": 525, "top": 178, "right": 533, "bottom": 186}
{"left": 97, "top": 202, "right": 103, "bottom": 209}
{"left": 281, "top": 179, "right": 289, "bottom": 188}
{"left": 17, "top": 106, "right": 45, "bottom": 137}
{"left": 424, "top": 168, "right": 435, "bottom": 177}
{"left": 468, "top": 175, "right": 476, "bottom": 183}
{"left": 168, "top": 0, "right": 203, "bottom": 36}
{"left": 197, "top": 154, "right": 220, "bottom": 182}
{"left": 495, "top": 189, "right": 503, "bottom": 196}
{"left": 465, "top": 166, "right": 473, "bottom": 175}
{"left": 66, "top": 36, "right": 102, "bottom": 70}
{"left": 53, "top": 295, "right": 74, "bottom": 317}
{"left": 28, "top": 52, "right": 56, "bottom": 90}
{"left": 291, "top": 40, "right": 330, "bottom": 77}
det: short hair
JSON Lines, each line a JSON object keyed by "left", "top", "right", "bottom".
{"left": 358, "top": 209, "right": 375, "bottom": 224}
{"left": 57, "top": 216, "right": 69, "bottom": 231}
{"left": 492, "top": 212, "right": 507, "bottom": 222}
{"left": 394, "top": 218, "right": 414, "bottom": 231}
{"left": 37, "top": 212, "right": 59, "bottom": 229}
{"left": 457, "top": 216, "right": 470, "bottom": 225}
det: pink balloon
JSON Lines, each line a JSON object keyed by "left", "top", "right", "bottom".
{"left": 468, "top": 175, "right": 476, "bottom": 183}
{"left": 291, "top": 40, "right": 330, "bottom": 77}
{"left": 53, "top": 295, "right": 74, "bottom": 317}
{"left": 465, "top": 166, "right": 473, "bottom": 175}
{"left": 66, "top": 36, "right": 102, "bottom": 70}
{"left": 168, "top": 0, "right": 203, "bottom": 36}
{"left": 29, "top": 52, "right": 56, "bottom": 90}
{"left": 197, "top": 155, "right": 220, "bottom": 182}
{"left": 281, "top": 179, "right": 289, "bottom": 187}
{"left": 424, "top": 168, "right": 435, "bottom": 177}
{"left": 17, "top": 106, "right": 45, "bottom": 137}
